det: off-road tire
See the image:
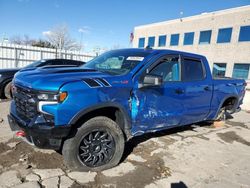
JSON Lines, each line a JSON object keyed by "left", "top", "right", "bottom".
{"left": 62, "top": 116, "right": 125, "bottom": 171}
{"left": 215, "top": 107, "right": 227, "bottom": 121}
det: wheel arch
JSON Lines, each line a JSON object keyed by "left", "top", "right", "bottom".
{"left": 1, "top": 78, "right": 13, "bottom": 98}
{"left": 68, "top": 102, "right": 132, "bottom": 140}
{"left": 214, "top": 95, "right": 239, "bottom": 118}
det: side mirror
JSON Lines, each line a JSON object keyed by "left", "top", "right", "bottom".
{"left": 140, "top": 74, "right": 163, "bottom": 88}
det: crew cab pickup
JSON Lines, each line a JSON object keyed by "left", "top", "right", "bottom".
{"left": 8, "top": 49, "right": 246, "bottom": 171}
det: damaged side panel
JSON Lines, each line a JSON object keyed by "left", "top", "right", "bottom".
{"left": 130, "top": 84, "right": 185, "bottom": 136}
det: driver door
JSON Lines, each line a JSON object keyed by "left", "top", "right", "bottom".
{"left": 131, "top": 55, "right": 185, "bottom": 133}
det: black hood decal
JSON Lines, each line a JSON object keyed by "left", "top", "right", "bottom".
{"left": 82, "top": 78, "right": 111, "bottom": 88}
{"left": 51, "top": 69, "right": 97, "bottom": 74}
{"left": 82, "top": 78, "right": 102, "bottom": 88}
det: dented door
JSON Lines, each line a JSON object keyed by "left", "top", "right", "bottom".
{"left": 130, "top": 55, "right": 185, "bottom": 135}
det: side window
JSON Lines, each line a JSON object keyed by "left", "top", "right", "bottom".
{"left": 149, "top": 57, "right": 180, "bottom": 82}
{"left": 182, "top": 58, "right": 205, "bottom": 81}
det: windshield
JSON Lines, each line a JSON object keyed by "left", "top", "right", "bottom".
{"left": 83, "top": 50, "right": 150, "bottom": 75}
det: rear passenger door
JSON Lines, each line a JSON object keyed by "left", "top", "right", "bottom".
{"left": 180, "top": 57, "right": 213, "bottom": 124}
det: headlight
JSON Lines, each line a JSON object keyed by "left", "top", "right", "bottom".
{"left": 0, "top": 74, "right": 2, "bottom": 78}
{"left": 37, "top": 93, "right": 58, "bottom": 101}
{"left": 37, "top": 91, "right": 68, "bottom": 115}
{"left": 37, "top": 92, "right": 68, "bottom": 103}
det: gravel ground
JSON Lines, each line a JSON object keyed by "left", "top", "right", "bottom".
{"left": 0, "top": 100, "right": 250, "bottom": 188}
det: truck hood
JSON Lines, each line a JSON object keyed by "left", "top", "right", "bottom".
{"left": 14, "top": 67, "right": 112, "bottom": 91}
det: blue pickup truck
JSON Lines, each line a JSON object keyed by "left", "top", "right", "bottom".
{"left": 8, "top": 49, "right": 246, "bottom": 171}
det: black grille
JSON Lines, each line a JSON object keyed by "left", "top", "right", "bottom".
{"left": 14, "top": 86, "right": 38, "bottom": 121}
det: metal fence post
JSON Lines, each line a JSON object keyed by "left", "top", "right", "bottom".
{"left": 14, "top": 48, "right": 18, "bottom": 68}
{"left": 55, "top": 48, "right": 58, "bottom": 59}
{"left": 40, "top": 50, "right": 43, "bottom": 60}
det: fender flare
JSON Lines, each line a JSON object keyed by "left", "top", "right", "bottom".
{"left": 0, "top": 78, "right": 13, "bottom": 96}
{"left": 214, "top": 94, "right": 239, "bottom": 118}
{"left": 69, "top": 102, "right": 132, "bottom": 138}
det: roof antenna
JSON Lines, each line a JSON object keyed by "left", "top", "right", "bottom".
{"left": 145, "top": 45, "right": 152, "bottom": 50}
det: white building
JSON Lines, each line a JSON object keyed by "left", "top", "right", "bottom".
{"left": 133, "top": 6, "right": 250, "bottom": 80}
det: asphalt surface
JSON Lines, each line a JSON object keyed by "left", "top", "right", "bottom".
{"left": 0, "top": 100, "right": 250, "bottom": 188}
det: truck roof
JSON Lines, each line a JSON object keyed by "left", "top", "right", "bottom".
{"left": 115, "top": 48, "right": 205, "bottom": 59}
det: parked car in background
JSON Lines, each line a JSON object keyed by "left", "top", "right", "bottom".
{"left": 8, "top": 49, "right": 246, "bottom": 171}
{"left": 0, "top": 59, "right": 85, "bottom": 99}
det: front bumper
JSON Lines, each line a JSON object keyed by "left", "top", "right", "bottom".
{"left": 8, "top": 113, "right": 71, "bottom": 150}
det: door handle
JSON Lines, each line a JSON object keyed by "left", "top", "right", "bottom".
{"left": 204, "top": 86, "right": 210, "bottom": 91}
{"left": 175, "top": 88, "right": 184, "bottom": 94}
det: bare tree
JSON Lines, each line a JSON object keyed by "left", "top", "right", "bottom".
{"left": 32, "top": 39, "right": 56, "bottom": 48}
{"left": 43, "top": 24, "right": 80, "bottom": 51}
{"left": 10, "top": 35, "right": 34, "bottom": 45}
{"left": 10, "top": 35, "right": 55, "bottom": 49}
{"left": 10, "top": 35, "right": 22, "bottom": 45}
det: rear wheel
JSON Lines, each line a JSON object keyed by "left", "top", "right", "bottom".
{"left": 4, "top": 81, "right": 12, "bottom": 99}
{"left": 216, "top": 106, "right": 233, "bottom": 121}
{"left": 62, "top": 116, "right": 125, "bottom": 171}
{"left": 216, "top": 107, "right": 227, "bottom": 121}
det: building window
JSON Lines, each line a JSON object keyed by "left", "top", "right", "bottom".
{"left": 170, "top": 34, "right": 179, "bottom": 46}
{"left": 217, "top": 28, "right": 232, "bottom": 43}
{"left": 239, "top": 25, "right": 250, "bottom": 42}
{"left": 183, "top": 32, "right": 194, "bottom": 45}
{"left": 138, "top": 38, "right": 145, "bottom": 48}
{"left": 213, "top": 63, "right": 227, "bottom": 77}
{"left": 232, "top": 64, "right": 250, "bottom": 79}
{"left": 199, "top": 30, "right": 212, "bottom": 44}
{"left": 148, "top": 36, "right": 155, "bottom": 47}
{"left": 158, "top": 35, "right": 166, "bottom": 47}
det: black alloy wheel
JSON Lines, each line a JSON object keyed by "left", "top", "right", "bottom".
{"left": 78, "top": 129, "right": 115, "bottom": 167}
{"left": 62, "top": 116, "right": 125, "bottom": 171}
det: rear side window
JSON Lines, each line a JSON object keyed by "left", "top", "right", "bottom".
{"left": 182, "top": 58, "right": 205, "bottom": 81}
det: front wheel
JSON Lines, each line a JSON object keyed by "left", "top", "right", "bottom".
{"left": 62, "top": 116, "right": 125, "bottom": 171}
